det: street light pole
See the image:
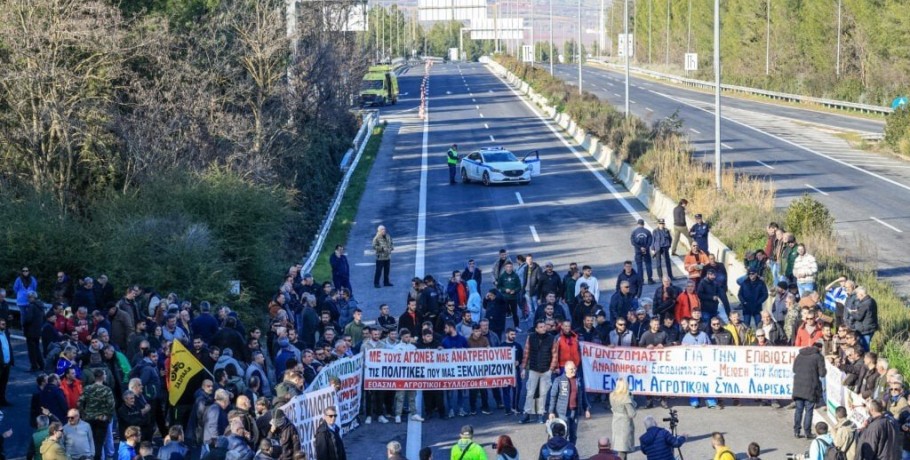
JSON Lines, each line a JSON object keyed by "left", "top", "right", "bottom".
{"left": 578, "top": 0, "right": 583, "bottom": 95}
{"left": 765, "top": 0, "right": 771, "bottom": 75}
{"left": 835, "top": 0, "right": 842, "bottom": 77}
{"left": 665, "top": 0, "right": 670, "bottom": 67}
{"left": 549, "top": 0, "right": 554, "bottom": 73}
{"left": 648, "top": 0, "right": 652, "bottom": 64}
{"left": 713, "top": 0, "right": 721, "bottom": 190}
{"left": 624, "top": 0, "right": 630, "bottom": 115}
{"left": 530, "top": 0, "right": 535, "bottom": 61}
{"left": 600, "top": 0, "right": 605, "bottom": 56}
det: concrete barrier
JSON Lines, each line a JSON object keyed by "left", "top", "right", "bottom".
{"left": 488, "top": 59, "right": 748, "bottom": 299}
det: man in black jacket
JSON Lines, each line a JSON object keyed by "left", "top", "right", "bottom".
{"left": 652, "top": 277, "right": 681, "bottom": 320}
{"left": 313, "top": 406, "right": 346, "bottom": 460}
{"left": 856, "top": 400, "right": 901, "bottom": 460}
{"left": 791, "top": 343, "right": 826, "bottom": 439}
{"left": 24, "top": 291, "right": 46, "bottom": 371}
{"left": 520, "top": 321, "right": 555, "bottom": 424}
{"left": 651, "top": 219, "right": 674, "bottom": 280}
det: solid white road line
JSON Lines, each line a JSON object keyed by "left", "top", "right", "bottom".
{"left": 484, "top": 123, "right": 490, "bottom": 129}
{"left": 721, "top": 143, "right": 733, "bottom": 150}
{"left": 871, "top": 217, "right": 903, "bottom": 233}
{"left": 653, "top": 91, "right": 910, "bottom": 194}
{"left": 529, "top": 225, "right": 540, "bottom": 242}
{"left": 410, "top": 68, "right": 431, "bottom": 460}
{"left": 689, "top": 128, "right": 701, "bottom": 135}
{"left": 490, "top": 135, "right": 496, "bottom": 142}
{"left": 805, "top": 184, "right": 829, "bottom": 196}
{"left": 515, "top": 192, "right": 524, "bottom": 205}
{"left": 354, "top": 262, "right": 374, "bottom": 267}
{"left": 755, "top": 160, "right": 775, "bottom": 170}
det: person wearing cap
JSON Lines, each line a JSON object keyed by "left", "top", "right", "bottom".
{"left": 651, "top": 218, "right": 674, "bottom": 281}
{"left": 631, "top": 219, "right": 655, "bottom": 285}
{"left": 270, "top": 408, "right": 301, "bottom": 460}
{"left": 689, "top": 213, "right": 710, "bottom": 253}
{"left": 450, "top": 425, "right": 487, "bottom": 460}
{"left": 738, "top": 269, "right": 769, "bottom": 329}
{"left": 446, "top": 144, "right": 459, "bottom": 184}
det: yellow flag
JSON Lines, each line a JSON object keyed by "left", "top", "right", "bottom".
{"left": 168, "top": 339, "right": 205, "bottom": 406}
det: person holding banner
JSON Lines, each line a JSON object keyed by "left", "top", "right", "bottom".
{"left": 680, "top": 320, "right": 716, "bottom": 409}
{"left": 442, "top": 322, "right": 469, "bottom": 418}
{"left": 548, "top": 361, "right": 590, "bottom": 444}
{"left": 519, "top": 320, "right": 555, "bottom": 425}
{"left": 392, "top": 330, "right": 422, "bottom": 423}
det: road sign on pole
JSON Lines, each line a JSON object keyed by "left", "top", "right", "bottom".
{"left": 685, "top": 52, "right": 698, "bottom": 71}
{"left": 521, "top": 44, "right": 534, "bottom": 63}
{"left": 617, "top": 33, "right": 634, "bottom": 58}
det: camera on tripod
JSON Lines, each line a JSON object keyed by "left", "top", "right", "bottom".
{"left": 662, "top": 409, "right": 679, "bottom": 429}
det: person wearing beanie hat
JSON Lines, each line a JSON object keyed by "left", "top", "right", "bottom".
{"left": 269, "top": 409, "right": 300, "bottom": 460}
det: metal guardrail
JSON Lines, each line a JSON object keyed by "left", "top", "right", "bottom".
{"left": 592, "top": 60, "right": 894, "bottom": 115}
{"left": 301, "top": 110, "right": 380, "bottom": 274}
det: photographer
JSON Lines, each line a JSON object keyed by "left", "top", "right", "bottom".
{"left": 639, "top": 415, "right": 686, "bottom": 460}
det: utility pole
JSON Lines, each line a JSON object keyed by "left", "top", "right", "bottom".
{"left": 665, "top": 0, "right": 670, "bottom": 67}
{"left": 686, "top": 0, "right": 692, "bottom": 75}
{"left": 765, "top": 0, "right": 771, "bottom": 75}
{"left": 578, "top": 0, "right": 583, "bottom": 95}
{"left": 713, "top": 0, "right": 721, "bottom": 191}
{"left": 624, "top": 0, "right": 630, "bottom": 115}
{"left": 530, "top": 0, "right": 535, "bottom": 61}
{"left": 550, "top": 0, "right": 555, "bottom": 73}
{"left": 648, "top": 0, "right": 652, "bottom": 64}
{"left": 600, "top": 0, "right": 605, "bottom": 56}
{"left": 835, "top": 0, "right": 842, "bottom": 77}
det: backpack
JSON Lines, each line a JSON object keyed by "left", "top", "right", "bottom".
{"left": 822, "top": 435, "right": 852, "bottom": 460}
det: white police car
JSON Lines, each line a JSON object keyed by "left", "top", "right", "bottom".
{"left": 459, "top": 147, "right": 539, "bottom": 186}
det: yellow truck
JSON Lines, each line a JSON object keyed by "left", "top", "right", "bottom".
{"left": 359, "top": 65, "right": 399, "bottom": 106}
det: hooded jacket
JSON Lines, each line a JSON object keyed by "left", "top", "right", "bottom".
{"left": 466, "top": 280, "right": 483, "bottom": 324}
{"left": 537, "top": 436, "right": 579, "bottom": 460}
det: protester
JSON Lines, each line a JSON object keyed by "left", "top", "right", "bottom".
{"left": 313, "top": 407, "right": 345, "bottom": 460}
{"left": 710, "top": 433, "right": 734, "bottom": 460}
{"left": 855, "top": 400, "right": 901, "bottom": 460}
{"left": 638, "top": 416, "right": 686, "bottom": 460}
{"left": 372, "top": 225, "right": 394, "bottom": 288}
{"left": 609, "top": 380, "right": 636, "bottom": 460}
{"left": 493, "top": 435, "right": 518, "bottom": 460}
{"left": 62, "top": 408, "right": 94, "bottom": 460}
{"left": 41, "top": 422, "right": 67, "bottom": 460}
{"left": 548, "top": 361, "right": 590, "bottom": 444}
{"left": 792, "top": 343, "right": 826, "bottom": 439}
{"left": 450, "top": 425, "right": 487, "bottom": 460}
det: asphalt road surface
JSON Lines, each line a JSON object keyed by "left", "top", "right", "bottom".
{"left": 339, "top": 61, "right": 817, "bottom": 460}
{"left": 550, "top": 63, "right": 910, "bottom": 294}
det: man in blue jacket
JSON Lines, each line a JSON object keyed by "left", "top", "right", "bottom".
{"left": 329, "top": 245, "right": 352, "bottom": 295}
{"left": 631, "top": 219, "right": 655, "bottom": 284}
{"left": 639, "top": 415, "right": 686, "bottom": 460}
{"left": 737, "top": 269, "right": 769, "bottom": 328}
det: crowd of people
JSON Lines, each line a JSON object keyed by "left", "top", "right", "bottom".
{"left": 0, "top": 201, "right": 904, "bottom": 460}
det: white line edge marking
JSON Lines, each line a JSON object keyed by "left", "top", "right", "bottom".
{"left": 756, "top": 160, "right": 775, "bottom": 170}
{"left": 651, "top": 91, "right": 910, "bottom": 194}
{"left": 689, "top": 128, "right": 701, "bottom": 134}
{"left": 805, "top": 184, "right": 829, "bottom": 196}
{"left": 490, "top": 135, "right": 495, "bottom": 142}
{"left": 529, "top": 225, "right": 540, "bottom": 242}
{"left": 871, "top": 216, "right": 902, "bottom": 233}
{"left": 515, "top": 192, "right": 524, "bottom": 205}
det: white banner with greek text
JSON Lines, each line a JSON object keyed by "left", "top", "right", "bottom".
{"left": 305, "top": 352, "right": 363, "bottom": 434}
{"left": 281, "top": 387, "right": 337, "bottom": 459}
{"left": 363, "top": 347, "right": 516, "bottom": 390}
{"left": 580, "top": 342, "right": 799, "bottom": 399}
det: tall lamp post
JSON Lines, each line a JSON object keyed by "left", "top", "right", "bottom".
{"left": 713, "top": 0, "right": 721, "bottom": 190}
{"left": 578, "top": 0, "right": 583, "bottom": 95}
{"left": 549, "top": 0, "right": 554, "bottom": 74}
{"left": 624, "top": 0, "right": 630, "bottom": 115}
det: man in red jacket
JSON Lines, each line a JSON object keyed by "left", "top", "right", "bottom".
{"left": 550, "top": 320, "right": 581, "bottom": 377}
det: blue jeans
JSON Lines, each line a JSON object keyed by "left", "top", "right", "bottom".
{"left": 797, "top": 282, "right": 815, "bottom": 297}
{"left": 860, "top": 333, "right": 874, "bottom": 352}
{"left": 769, "top": 260, "right": 780, "bottom": 284}
{"left": 446, "top": 389, "right": 466, "bottom": 414}
{"left": 794, "top": 398, "right": 815, "bottom": 435}
{"left": 502, "top": 370, "right": 522, "bottom": 412}
{"left": 742, "top": 312, "right": 761, "bottom": 329}
{"left": 690, "top": 397, "right": 717, "bottom": 407}
{"left": 564, "top": 408, "right": 580, "bottom": 444}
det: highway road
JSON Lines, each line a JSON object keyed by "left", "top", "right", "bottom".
{"left": 339, "top": 61, "right": 816, "bottom": 460}
{"left": 550, "top": 63, "right": 910, "bottom": 292}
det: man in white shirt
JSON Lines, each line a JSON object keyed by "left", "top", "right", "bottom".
{"left": 574, "top": 265, "right": 600, "bottom": 302}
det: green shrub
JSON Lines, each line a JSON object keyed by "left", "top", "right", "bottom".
{"left": 885, "top": 106, "right": 910, "bottom": 157}
{"left": 784, "top": 194, "right": 835, "bottom": 239}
